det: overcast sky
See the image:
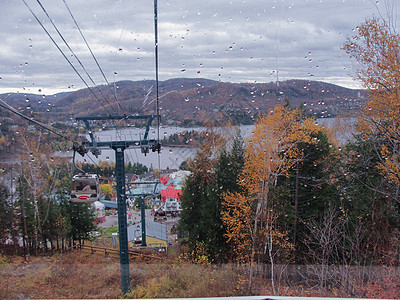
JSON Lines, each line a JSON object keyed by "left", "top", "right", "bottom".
{"left": 0, "top": 0, "right": 398, "bottom": 95}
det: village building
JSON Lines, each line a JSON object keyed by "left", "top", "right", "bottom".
{"left": 127, "top": 221, "right": 167, "bottom": 251}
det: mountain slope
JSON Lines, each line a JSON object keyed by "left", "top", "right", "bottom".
{"left": 1, "top": 78, "right": 366, "bottom": 125}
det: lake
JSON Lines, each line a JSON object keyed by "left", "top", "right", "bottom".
{"left": 74, "top": 118, "right": 355, "bottom": 170}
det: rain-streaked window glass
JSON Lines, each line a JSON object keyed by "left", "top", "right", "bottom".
{"left": 0, "top": 0, "right": 399, "bottom": 298}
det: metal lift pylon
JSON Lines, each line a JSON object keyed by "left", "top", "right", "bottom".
{"left": 76, "top": 114, "right": 160, "bottom": 295}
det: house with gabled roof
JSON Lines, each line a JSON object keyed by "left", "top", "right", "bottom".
{"left": 157, "top": 171, "right": 190, "bottom": 214}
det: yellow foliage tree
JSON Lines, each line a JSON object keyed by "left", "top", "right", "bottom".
{"left": 222, "top": 104, "right": 321, "bottom": 293}
{"left": 100, "top": 183, "right": 114, "bottom": 200}
{"left": 344, "top": 17, "right": 400, "bottom": 186}
{"left": 221, "top": 192, "right": 252, "bottom": 262}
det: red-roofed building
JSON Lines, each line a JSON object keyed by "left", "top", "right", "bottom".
{"left": 158, "top": 177, "right": 183, "bottom": 213}
{"left": 159, "top": 176, "right": 170, "bottom": 185}
{"left": 160, "top": 184, "right": 181, "bottom": 202}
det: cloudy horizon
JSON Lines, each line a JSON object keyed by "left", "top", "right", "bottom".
{"left": 1, "top": 0, "right": 398, "bottom": 96}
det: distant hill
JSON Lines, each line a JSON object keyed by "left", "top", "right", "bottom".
{"left": 0, "top": 78, "right": 367, "bottom": 125}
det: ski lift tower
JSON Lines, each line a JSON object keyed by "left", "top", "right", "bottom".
{"left": 76, "top": 114, "right": 160, "bottom": 294}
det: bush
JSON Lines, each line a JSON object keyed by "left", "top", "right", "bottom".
{"left": 0, "top": 255, "right": 9, "bottom": 265}
{"left": 128, "top": 263, "right": 247, "bottom": 298}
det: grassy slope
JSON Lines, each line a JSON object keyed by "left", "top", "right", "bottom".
{"left": 1, "top": 251, "right": 399, "bottom": 299}
{"left": 0, "top": 252, "right": 247, "bottom": 299}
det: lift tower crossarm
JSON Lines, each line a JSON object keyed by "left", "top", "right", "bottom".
{"left": 76, "top": 114, "right": 158, "bottom": 146}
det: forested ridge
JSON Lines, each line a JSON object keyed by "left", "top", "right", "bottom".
{"left": 0, "top": 78, "right": 365, "bottom": 126}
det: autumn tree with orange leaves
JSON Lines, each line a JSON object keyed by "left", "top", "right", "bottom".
{"left": 222, "top": 104, "right": 327, "bottom": 293}
{"left": 344, "top": 17, "right": 400, "bottom": 190}
{"left": 343, "top": 16, "right": 400, "bottom": 266}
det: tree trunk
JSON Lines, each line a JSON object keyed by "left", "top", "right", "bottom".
{"left": 294, "top": 162, "right": 299, "bottom": 255}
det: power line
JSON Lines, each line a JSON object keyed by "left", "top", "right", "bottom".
{"left": 22, "top": 0, "right": 113, "bottom": 116}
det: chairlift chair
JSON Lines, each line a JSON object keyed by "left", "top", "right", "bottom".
{"left": 70, "top": 173, "right": 99, "bottom": 203}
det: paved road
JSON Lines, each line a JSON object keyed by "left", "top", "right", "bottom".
{"left": 97, "top": 209, "right": 179, "bottom": 243}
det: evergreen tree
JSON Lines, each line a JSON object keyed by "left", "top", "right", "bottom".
{"left": 276, "top": 130, "right": 339, "bottom": 262}
{"left": 340, "top": 134, "right": 399, "bottom": 264}
{"left": 179, "top": 148, "right": 214, "bottom": 261}
{"left": 0, "top": 183, "right": 12, "bottom": 245}
{"left": 203, "top": 132, "right": 245, "bottom": 262}
{"left": 179, "top": 131, "right": 245, "bottom": 263}
{"left": 67, "top": 202, "right": 96, "bottom": 244}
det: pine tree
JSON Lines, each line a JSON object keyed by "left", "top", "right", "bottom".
{"left": 67, "top": 202, "right": 96, "bottom": 244}
{"left": 179, "top": 128, "right": 244, "bottom": 263}
{"left": 276, "top": 129, "right": 339, "bottom": 262}
{"left": 203, "top": 131, "right": 245, "bottom": 262}
{"left": 0, "top": 183, "right": 12, "bottom": 245}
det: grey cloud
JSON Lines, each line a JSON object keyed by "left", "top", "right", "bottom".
{"left": 0, "top": 0, "right": 395, "bottom": 94}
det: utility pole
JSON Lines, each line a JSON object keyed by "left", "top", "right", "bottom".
{"left": 76, "top": 115, "right": 160, "bottom": 295}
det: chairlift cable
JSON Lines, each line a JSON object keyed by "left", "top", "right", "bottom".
{"left": 33, "top": 0, "right": 118, "bottom": 115}
{"left": 0, "top": 97, "right": 93, "bottom": 171}
{"left": 72, "top": 150, "right": 85, "bottom": 173}
{"left": 22, "top": 0, "right": 113, "bottom": 116}
{"left": 85, "top": 152, "right": 102, "bottom": 169}
{"left": 62, "top": 0, "right": 124, "bottom": 114}
{"left": 154, "top": 0, "right": 161, "bottom": 177}
{"left": 0, "top": 98, "right": 74, "bottom": 143}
